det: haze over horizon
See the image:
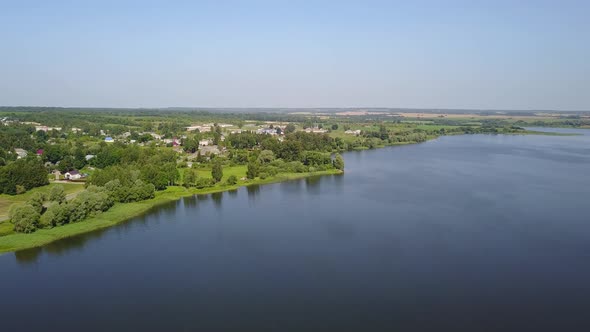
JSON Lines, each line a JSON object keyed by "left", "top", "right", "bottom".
{"left": 1, "top": 1, "right": 589, "bottom": 111}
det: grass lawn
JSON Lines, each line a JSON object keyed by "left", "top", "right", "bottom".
{"left": 180, "top": 165, "right": 247, "bottom": 183}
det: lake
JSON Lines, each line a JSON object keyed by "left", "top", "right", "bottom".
{"left": 2, "top": 129, "right": 590, "bottom": 331}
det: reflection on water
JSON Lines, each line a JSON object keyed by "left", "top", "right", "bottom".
{"left": 14, "top": 225, "right": 112, "bottom": 264}
{"left": 15, "top": 247, "right": 42, "bottom": 265}
{"left": 211, "top": 191, "right": 223, "bottom": 209}
{"left": 246, "top": 184, "right": 260, "bottom": 202}
{"left": 183, "top": 195, "right": 198, "bottom": 209}
{"left": 11, "top": 175, "right": 341, "bottom": 264}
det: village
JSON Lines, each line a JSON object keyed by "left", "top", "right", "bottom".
{"left": 1, "top": 116, "right": 363, "bottom": 185}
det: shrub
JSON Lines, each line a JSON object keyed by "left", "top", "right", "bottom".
{"left": 40, "top": 203, "right": 70, "bottom": 227}
{"left": 27, "top": 192, "right": 47, "bottom": 214}
{"left": 16, "top": 185, "right": 26, "bottom": 195}
{"left": 10, "top": 204, "right": 40, "bottom": 233}
{"left": 246, "top": 161, "right": 259, "bottom": 179}
{"left": 226, "top": 175, "right": 238, "bottom": 185}
{"left": 195, "top": 178, "right": 214, "bottom": 189}
{"left": 49, "top": 185, "right": 66, "bottom": 203}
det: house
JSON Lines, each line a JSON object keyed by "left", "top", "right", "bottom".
{"left": 36, "top": 149, "right": 44, "bottom": 156}
{"left": 52, "top": 170, "right": 62, "bottom": 180}
{"left": 345, "top": 129, "right": 362, "bottom": 136}
{"left": 186, "top": 125, "right": 212, "bottom": 132}
{"left": 64, "top": 170, "right": 82, "bottom": 180}
{"left": 35, "top": 126, "right": 62, "bottom": 132}
{"left": 304, "top": 128, "right": 328, "bottom": 134}
{"left": 200, "top": 145, "right": 221, "bottom": 155}
{"left": 85, "top": 154, "right": 95, "bottom": 161}
{"left": 257, "top": 128, "right": 278, "bottom": 135}
{"left": 104, "top": 136, "right": 114, "bottom": 143}
{"left": 71, "top": 127, "right": 82, "bottom": 133}
{"left": 149, "top": 133, "right": 162, "bottom": 140}
{"left": 199, "top": 139, "right": 211, "bottom": 146}
{"left": 14, "top": 148, "right": 27, "bottom": 159}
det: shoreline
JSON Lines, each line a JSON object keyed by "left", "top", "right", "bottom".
{"left": 0, "top": 128, "right": 578, "bottom": 254}
{"left": 0, "top": 169, "right": 342, "bottom": 254}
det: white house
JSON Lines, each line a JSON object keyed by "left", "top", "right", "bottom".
{"left": 65, "top": 170, "right": 82, "bottom": 180}
{"left": 35, "top": 126, "right": 62, "bottom": 132}
{"left": 186, "top": 125, "right": 212, "bottom": 133}
{"left": 199, "top": 139, "right": 211, "bottom": 146}
{"left": 345, "top": 129, "right": 362, "bottom": 136}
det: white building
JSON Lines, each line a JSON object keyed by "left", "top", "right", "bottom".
{"left": 35, "top": 125, "right": 62, "bottom": 132}
{"left": 345, "top": 130, "right": 362, "bottom": 136}
{"left": 186, "top": 125, "right": 212, "bottom": 133}
{"left": 65, "top": 170, "right": 82, "bottom": 180}
{"left": 14, "top": 148, "right": 28, "bottom": 159}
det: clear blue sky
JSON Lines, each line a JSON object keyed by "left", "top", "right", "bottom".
{"left": 1, "top": 0, "right": 588, "bottom": 110}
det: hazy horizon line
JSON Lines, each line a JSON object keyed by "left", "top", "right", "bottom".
{"left": 1, "top": 105, "right": 589, "bottom": 113}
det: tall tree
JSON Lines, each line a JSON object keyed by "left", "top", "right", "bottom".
{"left": 333, "top": 154, "right": 345, "bottom": 171}
{"left": 211, "top": 161, "right": 223, "bottom": 183}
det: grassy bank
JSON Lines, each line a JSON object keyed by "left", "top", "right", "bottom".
{"left": 0, "top": 183, "right": 84, "bottom": 220}
{"left": 0, "top": 169, "right": 341, "bottom": 254}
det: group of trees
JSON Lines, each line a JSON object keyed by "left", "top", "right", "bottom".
{"left": 89, "top": 164, "right": 173, "bottom": 192}
{"left": 0, "top": 158, "right": 49, "bottom": 194}
{"left": 9, "top": 180, "right": 156, "bottom": 233}
{"left": 0, "top": 124, "right": 36, "bottom": 153}
{"left": 226, "top": 130, "right": 349, "bottom": 180}
{"left": 103, "top": 179, "right": 155, "bottom": 203}
{"left": 244, "top": 150, "right": 343, "bottom": 180}
{"left": 9, "top": 185, "right": 111, "bottom": 233}
{"left": 183, "top": 163, "right": 235, "bottom": 189}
